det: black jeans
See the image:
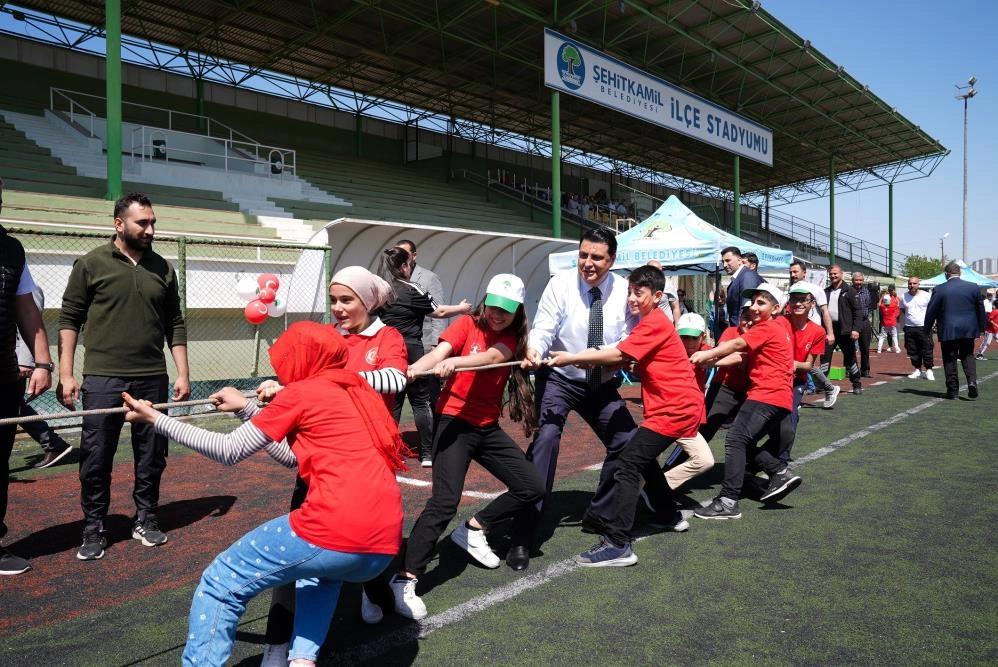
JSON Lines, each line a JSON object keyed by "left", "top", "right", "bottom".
{"left": 940, "top": 339, "right": 977, "bottom": 396}
{"left": 403, "top": 415, "right": 544, "bottom": 575}
{"left": 79, "top": 374, "right": 168, "bottom": 532}
{"left": 0, "top": 378, "right": 25, "bottom": 540}
{"left": 602, "top": 427, "right": 679, "bottom": 546}
{"left": 720, "top": 400, "right": 789, "bottom": 501}
{"left": 904, "top": 326, "right": 935, "bottom": 370}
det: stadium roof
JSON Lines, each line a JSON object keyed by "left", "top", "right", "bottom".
{"left": 12, "top": 0, "right": 948, "bottom": 203}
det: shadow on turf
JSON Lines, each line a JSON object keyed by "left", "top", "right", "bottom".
{"left": 3, "top": 495, "right": 236, "bottom": 559}
{"left": 897, "top": 387, "right": 967, "bottom": 400}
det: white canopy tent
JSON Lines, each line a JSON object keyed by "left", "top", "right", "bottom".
{"left": 548, "top": 195, "right": 793, "bottom": 274}
{"left": 285, "top": 218, "right": 576, "bottom": 316}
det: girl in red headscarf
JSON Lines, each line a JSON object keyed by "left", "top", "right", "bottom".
{"left": 123, "top": 321, "right": 406, "bottom": 667}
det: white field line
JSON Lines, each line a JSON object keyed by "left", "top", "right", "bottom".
{"left": 348, "top": 371, "right": 996, "bottom": 664}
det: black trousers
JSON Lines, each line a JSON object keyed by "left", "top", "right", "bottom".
{"left": 602, "top": 427, "right": 679, "bottom": 546}
{"left": 720, "top": 400, "right": 789, "bottom": 501}
{"left": 904, "top": 325, "right": 935, "bottom": 370}
{"left": 855, "top": 320, "right": 873, "bottom": 374}
{"left": 79, "top": 374, "right": 168, "bottom": 532}
{"left": 940, "top": 338, "right": 977, "bottom": 396}
{"left": 403, "top": 415, "right": 544, "bottom": 575}
{"left": 0, "top": 378, "right": 26, "bottom": 540}
{"left": 820, "top": 328, "right": 861, "bottom": 386}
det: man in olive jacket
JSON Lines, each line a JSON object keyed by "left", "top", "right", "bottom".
{"left": 58, "top": 193, "right": 189, "bottom": 562}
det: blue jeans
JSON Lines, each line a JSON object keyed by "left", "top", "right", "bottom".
{"left": 183, "top": 514, "right": 392, "bottom": 665}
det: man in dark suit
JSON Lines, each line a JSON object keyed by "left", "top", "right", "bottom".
{"left": 924, "top": 262, "right": 987, "bottom": 399}
{"left": 722, "top": 246, "right": 762, "bottom": 327}
{"left": 820, "top": 264, "right": 864, "bottom": 394}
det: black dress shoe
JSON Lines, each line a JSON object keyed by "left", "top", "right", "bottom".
{"left": 968, "top": 385, "right": 979, "bottom": 399}
{"left": 861, "top": 372, "right": 872, "bottom": 378}
{"left": 506, "top": 546, "right": 529, "bottom": 572}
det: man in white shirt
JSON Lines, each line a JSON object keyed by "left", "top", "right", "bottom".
{"left": 898, "top": 276, "right": 934, "bottom": 380}
{"left": 503, "top": 228, "right": 672, "bottom": 572}
{"left": 789, "top": 260, "right": 840, "bottom": 408}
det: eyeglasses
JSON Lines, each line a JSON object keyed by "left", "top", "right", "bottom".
{"left": 788, "top": 295, "right": 813, "bottom": 304}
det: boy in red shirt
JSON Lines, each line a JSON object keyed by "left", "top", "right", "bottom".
{"left": 690, "top": 283, "right": 799, "bottom": 519}
{"left": 547, "top": 265, "right": 703, "bottom": 567}
{"left": 975, "top": 297, "right": 998, "bottom": 360}
{"left": 664, "top": 312, "right": 715, "bottom": 491}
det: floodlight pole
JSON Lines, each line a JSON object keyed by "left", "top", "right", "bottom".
{"left": 956, "top": 77, "right": 977, "bottom": 261}
{"left": 551, "top": 90, "right": 562, "bottom": 238}
{"left": 104, "top": 0, "right": 122, "bottom": 201}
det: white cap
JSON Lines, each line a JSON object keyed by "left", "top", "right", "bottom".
{"left": 742, "top": 283, "right": 785, "bottom": 308}
{"left": 676, "top": 312, "right": 706, "bottom": 337}
{"left": 483, "top": 274, "right": 525, "bottom": 313}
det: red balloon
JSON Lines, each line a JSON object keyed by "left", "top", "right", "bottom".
{"left": 244, "top": 299, "right": 268, "bottom": 325}
{"left": 258, "top": 273, "right": 280, "bottom": 291}
{"left": 257, "top": 286, "right": 277, "bottom": 304}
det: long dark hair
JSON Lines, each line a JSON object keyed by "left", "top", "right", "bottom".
{"left": 472, "top": 298, "right": 537, "bottom": 436}
{"left": 379, "top": 246, "right": 410, "bottom": 283}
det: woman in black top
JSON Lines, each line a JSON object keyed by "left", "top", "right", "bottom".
{"left": 379, "top": 246, "right": 470, "bottom": 464}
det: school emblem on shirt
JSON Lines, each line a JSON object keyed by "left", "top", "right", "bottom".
{"left": 365, "top": 347, "right": 379, "bottom": 365}
{"left": 469, "top": 343, "right": 482, "bottom": 354}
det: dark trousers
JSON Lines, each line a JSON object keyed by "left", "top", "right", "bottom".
{"left": 720, "top": 400, "right": 789, "bottom": 501}
{"left": 0, "top": 378, "right": 26, "bottom": 540}
{"left": 940, "top": 339, "right": 977, "bottom": 396}
{"left": 403, "top": 415, "right": 544, "bottom": 575}
{"left": 79, "top": 375, "right": 168, "bottom": 532}
{"left": 855, "top": 320, "right": 873, "bottom": 374}
{"left": 820, "top": 328, "right": 861, "bottom": 386}
{"left": 765, "top": 381, "right": 806, "bottom": 465}
{"left": 603, "top": 427, "right": 679, "bottom": 546}
{"left": 393, "top": 343, "right": 435, "bottom": 459}
{"left": 511, "top": 368, "right": 666, "bottom": 548}
{"left": 904, "top": 326, "right": 935, "bottom": 370}
{"left": 19, "top": 400, "right": 66, "bottom": 452}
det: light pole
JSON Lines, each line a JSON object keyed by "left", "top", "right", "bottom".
{"left": 955, "top": 76, "right": 977, "bottom": 261}
{"left": 940, "top": 232, "right": 950, "bottom": 269}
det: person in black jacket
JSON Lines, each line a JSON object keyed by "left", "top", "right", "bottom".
{"left": 820, "top": 265, "right": 863, "bottom": 395}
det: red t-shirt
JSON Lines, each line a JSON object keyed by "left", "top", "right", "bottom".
{"left": 713, "top": 326, "right": 750, "bottom": 394}
{"left": 739, "top": 317, "right": 794, "bottom": 411}
{"left": 987, "top": 309, "right": 998, "bottom": 334}
{"left": 690, "top": 341, "right": 712, "bottom": 392}
{"left": 617, "top": 308, "right": 704, "bottom": 439}
{"left": 251, "top": 379, "right": 403, "bottom": 555}
{"left": 879, "top": 296, "right": 900, "bottom": 327}
{"left": 437, "top": 315, "right": 517, "bottom": 426}
{"left": 341, "top": 320, "right": 407, "bottom": 410}
{"left": 788, "top": 318, "right": 826, "bottom": 383}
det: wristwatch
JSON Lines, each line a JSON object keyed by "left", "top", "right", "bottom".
{"left": 33, "top": 362, "right": 54, "bottom": 371}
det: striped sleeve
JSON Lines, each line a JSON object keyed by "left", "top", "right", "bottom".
{"left": 152, "top": 413, "right": 297, "bottom": 469}
{"left": 358, "top": 367, "right": 407, "bottom": 394}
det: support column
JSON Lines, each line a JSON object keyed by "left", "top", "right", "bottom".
{"left": 828, "top": 156, "right": 836, "bottom": 265}
{"left": 551, "top": 90, "right": 562, "bottom": 238}
{"left": 355, "top": 112, "right": 362, "bottom": 158}
{"left": 104, "top": 0, "right": 122, "bottom": 201}
{"left": 887, "top": 183, "right": 894, "bottom": 276}
{"left": 195, "top": 76, "right": 205, "bottom": 131}
{"left": 733, "top": 155, "right": 741, "bottom": 237}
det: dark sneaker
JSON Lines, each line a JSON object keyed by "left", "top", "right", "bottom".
{"left": 851, "top": 384, "right": 863, "bottom": 395}
{"left": 693, "top": 497, "right": 742, "bottom": 520}
{"left": 132, "top": 518, "right": 168, "bottom": 547}
{"left": 77, "top": 532, "right": 107, "bottom": 561}
{"left": 968, "top": 385, "right": 979, "bottom": 399}
{"left": 0, "top": 548, "right": 31, "bottom": 575}
{"left": 574, "top": 536, "right": 637, "bottom": 568}
{"left": 760, "top": 470, "right": 803, "bottom": 502}
{"left": 33, "top": 442, "right": 73, "bottom": 469}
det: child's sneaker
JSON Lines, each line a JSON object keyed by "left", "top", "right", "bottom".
{"left": 451, "top": 523, "right": 500, "bottom": 568}
{"left": 574, "top": 536, "right": 637, "bottom": 567}
{"left": 389, "top": 574, "right": 427, "bottom": 620}
{"left": 760, "top": 469, "right": 802, "bottom": 502}
{"left": 693, "top": 496, "right": 742, "bottom": 520}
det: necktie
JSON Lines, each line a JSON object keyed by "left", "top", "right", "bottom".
{"left": 586, "top": 286, "right": 603, "bottom": 391}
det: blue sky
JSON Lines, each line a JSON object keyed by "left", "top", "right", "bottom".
{"left": 761, "top": 0, "right": 997, "bottom": 266}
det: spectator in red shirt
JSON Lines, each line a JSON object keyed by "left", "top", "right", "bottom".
{"left": 389, "top": 274, "right": 544, "bottom": 618}
{"left": 977, "top": 298, "right": 998, "bottom": 360}
{"left": 122, "top": 322, "right": 407, "bottom": 667}
{"left": 546, "top": 265, "right": 703, "bottom": 567}
{"left": 877, "top": 285, "right": 902, "bottom": 354}
{"left": 690, "top": 283, "right": 801, "bottom": 520}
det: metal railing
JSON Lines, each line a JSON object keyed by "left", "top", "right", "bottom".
{"left": 128, "top": 124, "right": 296, "bottom": 177}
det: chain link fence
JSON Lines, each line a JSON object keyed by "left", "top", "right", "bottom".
{"left": 12, "top": 227, "right": 330, "bottom": 424}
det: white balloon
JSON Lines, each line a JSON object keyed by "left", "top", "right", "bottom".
{"left": 236, "top": 277, "right": 259, "bottom": 302}
{"left": 267, "top": 298, "right": 287, "bottom": 317}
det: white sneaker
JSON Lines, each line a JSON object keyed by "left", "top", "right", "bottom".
{"left": 421, "top": 458, "right": 432, "bottom": 468}
{"left": 389, "top": 574, "right": 427, "bottom": 620}
{"left": 260, "top": 642, "right": 289, "bottom": 667}
{"left": 908, "top": 370, "right": 922, "bottom": 379}
{"left": 360, "top": 589, "right": 384, "bottom": 624}
{"left": 450, "top": 523, "right": 500, "bottom": 568}
{"left": 925, "top": 369, "right": 935, "bottom": 381}
{"left": 895, "top": 348, "right": 902, "bottom": 354}
{"left": 823, "top": 385, "right": 841, "bottom": 409}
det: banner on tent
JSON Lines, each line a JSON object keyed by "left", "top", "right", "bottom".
{"left": 543, "top": 28, "right": 773, "bottom": 166}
